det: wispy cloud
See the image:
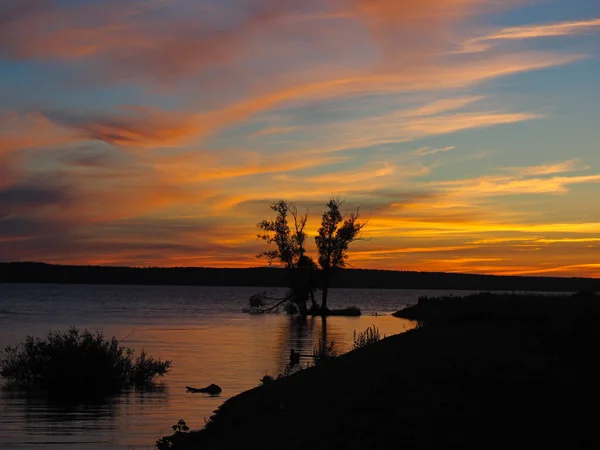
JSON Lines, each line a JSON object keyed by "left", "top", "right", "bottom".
{"left": 45, "top": 107, "right": 201, "bottom": 148}
{"left": 504, "top": 159, "right": 589, "bottom": 176}
{"left": 152, "top": 150, "right": 350, "bottom": 183}
{"left": 0, "top": 112, "right": 76, "bottom": 155}
{"left": 344, "top": 0, "right": 489, "bottom": 61}
{"left": 251, "top": 126, "right": 298, "bottom": 137}
{"left": 0, "top": 0, "right": 296, "bottom": 81}
{"left": 403, "top": 97, "right": 484, "bottom": 116}
{"left": 414, "top": 146, "right": 456, "bottom": 156}
{"left": 460, "top": 17, "right": 600, "bottom": 52}
{"left": 433, "top": 173, "right": 600, "bottom": 196}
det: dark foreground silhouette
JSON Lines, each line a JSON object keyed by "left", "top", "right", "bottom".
{"left": 158, "top": 292, "right": 600, "bottom": 449}
{"left": 0, "top": 327, "right": 170, "bottom": 397}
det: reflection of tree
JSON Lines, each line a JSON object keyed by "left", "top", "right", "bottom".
{"left": 133, "top": 384, "right": 169, "bottom": 407}
{"left": 273, "top": 316, "right": 342, "bottom": 374}
{"left": 320, "top": 316, "right": 328, "bottom": 356}
{"left": 273, "top": 316, "right": 312, "bottom": 374}
{"left": 5, "top": 386, "right": 169, "bottom": 436}
{"left": 17, "top": 394, "right": 118, "bottom": 436}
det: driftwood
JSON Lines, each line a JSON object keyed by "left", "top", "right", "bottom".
{"left": 259, "top": 295, "right": 292, "bottom": 312}
{"left": 186, "top": 384, "right": 222, "bottom": 395}
{"left": 244, "top": 292, "right": 294, "bottom": 314}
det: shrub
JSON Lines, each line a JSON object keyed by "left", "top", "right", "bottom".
{"left": 352, "top": 325, "right": 383, "bottom": 350}
{"left": 284, "top": 301, "right": 299, "bottom": 315}
{"left": 156, "top": 419, "right": 190, "bottom": 450}
{"left": 278, "top": 363, "right": 295, "bottom": 377}
{"left": 312, "top": 341, "right": 337, "bottom": 366}
{"left": 0, "top": 327, "right": 171, "bottom": 395}
{"left": 171, "top": 419, "right": 190, "bottom": 433}
{"left": 260, "top": 374, "right": 275, "bottom": 385}
{"left": 249, "top": 292, "right": 267, "bottom": 308}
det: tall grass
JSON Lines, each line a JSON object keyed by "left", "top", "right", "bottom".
{"left": 352, "top": 325, "right": 383, "bottom": 350}
{"left": 312, "top": 341, "right": 337, "bottom": 365}
{"left": 0, "top": 327, "right": 171, "bottom": 395}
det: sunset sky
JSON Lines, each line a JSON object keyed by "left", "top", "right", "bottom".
{"left": 1, "top": 0, "right": 599, "bottom": 276}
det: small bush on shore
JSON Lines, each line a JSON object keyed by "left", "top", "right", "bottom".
{"left": 156, "top": 419, "right": 190, "bottom": 450}
{"left": 352, "top": 325, "right": 383, "bottom": 350}
{"left": 261, "top": 374, "right": 275, "bottom": 385}
{"left": 0, "top": 327, "right": 171, "bottom": 394}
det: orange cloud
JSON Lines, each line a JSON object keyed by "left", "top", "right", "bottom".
{"left": 351, "top": 245, "right": 479, "bottom": 258}
{"left": 0, "top": 112, "right": 76, "bottom": 155}
{"left": 151, "top": 150, "right": 350, "bottom": 184}
{"left": 461, "top": 17, "right": 600, "bottom": 52}
{"left": 403, "top": 97, "right": 484, "bottom": 117}
{"left": 46, "top": 107, "right": 200, "bottom": 148}
{"left": 343, "top": 0, "right": 487, "bottom": 61}
{"left": 505, "top": 160, "right": 589, "bottom": 176}
{"left": 433, "top": 173, "right": 600, "bottom": 196}
{"left": 251, "top": 126, "right": 298, "bottom": 137}
{"left": 304, "top": 161, "right": 425, "bottom": 185}
{"left": 493, "top": 264, "right": 600, "bottom": 278}
{"left": 194, "top": 51, "right": 580, "bottom": 142}
{"left": 0, "top": 0, "right": 293, "bottom": 80}
{"left": 404, "top": 111, "right": 542, "bottom": 135}
{"left": 414, "top": 146, "right": 456, "bottom": 156}
{"left": 535, "top": 238, "right": 600, "bottom": 244}
{"left": 367, "top": 216, "right": 600, "bottom": 237}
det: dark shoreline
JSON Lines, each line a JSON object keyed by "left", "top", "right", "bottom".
{"left": 159, "top": 291, "right": 600, "bottom": 449}
{"left": 2, "top": 262, "right": 598, "bottom": 292}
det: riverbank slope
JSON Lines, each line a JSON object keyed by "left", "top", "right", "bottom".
{"left": 160, "top": 292, "right": 600, "bottom": 449}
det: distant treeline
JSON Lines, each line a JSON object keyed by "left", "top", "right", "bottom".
{"left": 1, "top": 262, "right": 599, "bottom": 292}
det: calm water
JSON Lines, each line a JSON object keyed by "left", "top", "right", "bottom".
{"left": 0, "top": 283, "right": 476, "bottom": 449}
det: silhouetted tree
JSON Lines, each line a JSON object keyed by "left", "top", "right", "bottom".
{"left": 315, "top": 198, "right": 366, "bottom": 312}
{"left": 257, "top": 198, "right": 365, "bottom": 315}
{"left": 257, "top": 200, "right": 315, "bottom": 315}
{"left": 257, "top": 200, "right": 306, "bottom": 266}
{"left": 294, "top": 255, "right": 318, "bottom": 311}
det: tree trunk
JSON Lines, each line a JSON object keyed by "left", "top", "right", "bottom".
{"left": 320, "top": 266, "right": 331, "bottom": 314}
{"left": 310, "top": 290, "right": 317, "bottom": 313}
{"left": 298, "top": 299, "right": 308, "bottom": 317}
{"left": 258, "top": 295, "right": 292, "bottom": 313}
{"left": 321, "top": 284, "right": 329, "bottom": 314}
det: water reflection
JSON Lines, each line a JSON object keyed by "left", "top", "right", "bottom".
{"left": 274, "top": 316, "right": 313, "bottom": 373}
{"left": 1, "top": 389, "right": 115, "bottom": 449}
{"left": 0, "top": 384, "right": 169, "bottom": 449}
{"left": 0, "top": 284, "right": 425, "bottom": 449}
{"left": 272, "top": 315, "right": 398, "bottom": 374}
{"left": 130, "top": 384, "right": 169, "bottom": 406}
{"left": 320, "top": 316, "right": 328, "bottom": 355}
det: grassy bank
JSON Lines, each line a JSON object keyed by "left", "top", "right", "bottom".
{"left": 159, "top": 292, "right": 600, "bottom": 449}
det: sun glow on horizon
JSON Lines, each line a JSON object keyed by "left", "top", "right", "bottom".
{"left": 1, "top": 0, "right": 599, "bottom": 278}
